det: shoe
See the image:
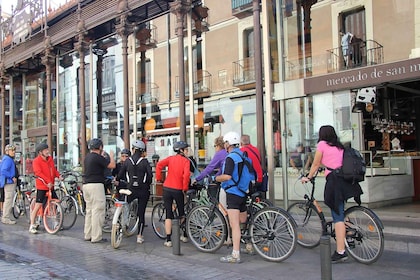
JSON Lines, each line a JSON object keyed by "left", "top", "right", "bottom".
{"left": 84, "top": 238, "right": 91, "bottom": 242}
{"left": 331, "top": 251, "right": 348, "bottom": 263}
{"left": 220, "top": 254, "right": 241, "bottom": 264}
{"left": 241, "top": 243, "right": 254, "bottom": 255}
{"left": 29, "top": 225, "right": 38, "bottom": 234}
{"left": 137, "top": 235, "right": 144, "bottom": 244}
{"left": 91, "top": 238, "right": 108, "bottom": 243}
{"left": 2, "top": 218, "right": 16, "bottom": 225}
{"left": 180, "top": 236, "right": 188, "bottom": 243}
{"left": 163, "top": 241, "right": 172, "bottom": 247}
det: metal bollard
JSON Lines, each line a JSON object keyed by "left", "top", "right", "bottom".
{"left": 320, "top": 235, "right": 332, "bottom": 280}
{"left": 172, "top": 218, "right": 181, "bottom": 255}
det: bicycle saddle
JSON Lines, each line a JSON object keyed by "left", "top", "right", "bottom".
{"left": 119, "top": 189, "right": 132, "bottom": 196}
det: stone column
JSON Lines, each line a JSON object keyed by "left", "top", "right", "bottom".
{"left": 116, "top": 0, "right": 132, "bottom": 148}
{"left": 170, "top": 0, "right": 191, "bottom": 141}
{"left": 75, "top": 16, "right": 88, "bottom": 168}
{"left": 42, "top": 36, "right": 55, "bottom": 152}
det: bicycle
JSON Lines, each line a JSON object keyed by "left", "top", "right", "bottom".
{"left": 103, "top": 182, "right": 117, "bottom": 233}
{"left": 287, "top": 168, "right": 384, "bottom": 264}
{"left": 111, "top": 189, "right": 140, "bottom": 249}
{"left": 30, "top": 187, "right": 64, "bottom": 234}
{"left": 58, "top": 171, "right": 86, "bottom": 216}
{"left": 12, "top": 175, "right": 36, "bottom": 220}
{"left": 55, "top": 179, "right": 78, "bottom": 230}
{"left": 186, "top": 180, "right": 297, "bottom": 262}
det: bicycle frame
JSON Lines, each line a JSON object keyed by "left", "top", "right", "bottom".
{"left": 31, "top": 188, "right": 63, "bottom": 234}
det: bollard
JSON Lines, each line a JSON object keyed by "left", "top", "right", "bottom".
{"left": 320, "top": 235, "right": 332, "bottom": 280}
{"left": 172, "top": 218, "right": 181, "bottom": 255}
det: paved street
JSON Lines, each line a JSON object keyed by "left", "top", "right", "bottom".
{"left": 0, "top": 205, "right": 419, "bottom": 280}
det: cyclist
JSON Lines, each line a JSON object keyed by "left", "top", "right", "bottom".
{"left": 29, "top": 143, "right": 63, "bottom": 234}
{"left": 115, "top": 140, "right": 152, "bottom": 244}
{"left": 83, "top": 138, "right": 115, "bottom": 243}
{"left": 0, "top": 144, "right": 18, "bottom": 225}
{"left": 301, "top": 125, "right": 362, "bottom": 263}
{"left": 155, "top": 141, "right": 191, "bottom": 247}
{"left": 215, "top": 131, "right": 248, "bottom": 264}
{"left": 112, "top": 148, "right": 131, "bottom": 196}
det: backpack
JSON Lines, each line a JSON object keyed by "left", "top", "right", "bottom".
{"left": 330, "top": 147, "right": 366, "bottom": 184}
{"left": 127, "top": 157, "right": 144, "bottom": 187}
{"left": 245, "top": 147, "right": 268, "bottom": 192}
{"left": 229, "top": 151, "right": 256, "bottom": 194}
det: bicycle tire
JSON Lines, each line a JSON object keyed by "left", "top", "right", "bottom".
{"left": 111, "top": 206, "right": 123, "bottom": 249}
{"left": 43, "top": 200, "right": 63, "bottom": 234}
{"left": 61, "top": 195, "right": 78, "bottom": 230}
{"left": 75, "top": 192, "right": 86, "bottom": 216}
{"left": 250, "top": 206, "right": 297, "bottom": 262}
{"left": 123, "top": 198, "right": 139, "bottom": 236}
{"left": 344, "top": 206, "right": 384, "bottom": 264}
{"left": 257, "top": 197, "right": 273, "bottom": 208}
{"left": 103, "top": 195, "right": 115, "bottom": 233}
{"left": 151, "top": 202, "right": 166, "bottom": 239}
{"left": 12, "top": 191, "right": 29, "bottom": 220}
{"left": 186, "top": 205, "right": 227, "bottom": 253}
{"left": 287, "top": 202, "right": 324, "bottom": 248}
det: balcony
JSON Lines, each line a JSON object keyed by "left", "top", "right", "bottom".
{"left": 175, "top": 70, "right": 213, "bottom": 100}
{"left": 327, "top": 39, "right": 384, "bottom": 72}
{"left": 138, "top": 83, "right": 159, "bottom": 107}
{"left": 136, "top": 23, "right": 157, "bottom": 52}
{"left": 233, "top": 57, "right": 263, "bottom": 90}
{"left": 232, "top": 0, "right": 253, "bottom": 18}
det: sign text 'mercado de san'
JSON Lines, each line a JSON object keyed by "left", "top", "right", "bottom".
{"left": 304, "top": 57, "right": 420, "bottom": 95}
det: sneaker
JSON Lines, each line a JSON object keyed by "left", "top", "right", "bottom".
{"left": 2, "top": 218, "right": 16, "bottom": 225}
{"left": 29, "top": 225, "right": 38, "bottom": 234}
{"left": 220, "top": 254, "right": 241, "bottom": 264}
{"left": 180, "top": 236, "right": 188, "bottom": 243}
{"left": 137, "top": 235, "right": 144, "bottom": 244}
{"left": 241, "top": 243, "right": 254, "bottom": 255}
{"left": 163, "top": 241, "right": 172, "bottom": 247}
{"left": 331, "top": 251, "right": 348, "bottom": 263}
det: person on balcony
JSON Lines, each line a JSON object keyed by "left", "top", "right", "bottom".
{"left": 340, "top": 30, "right": 354, "bottom": 68}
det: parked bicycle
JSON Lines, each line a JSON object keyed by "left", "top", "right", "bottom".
{"left": 55, "top": 178, "right": 78, "bottom": 230}
{"left": 103, "top": 183, "right": 117, "bottom": 233}
{"left": 12, "top": 175, "right": 36, "bottom": 221}
{"left": 111, "top": 189, "right": 139, "bottom": 249}
{"left": 30, "top": 187, "right": 63, "bottom": 234}
{"left": 186, "top": 179, "right": 297, "bottom": 262}
{"left": 58, "top": 171, "right": 86, "bottom": 216}
{"left": 287, "top": 168, "right": 384, "bottom": 264}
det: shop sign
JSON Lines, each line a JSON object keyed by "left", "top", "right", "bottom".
{"left": 304, "top": 57, "right": 420, "bottom": 94}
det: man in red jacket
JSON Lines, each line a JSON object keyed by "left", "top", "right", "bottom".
{"left": 240, "top": 135, "right": 263, "bottom": 191}
{"left": 29, "top": 143, "right": 62, "bottom": 234}
{"left": 155, "top": 141, "right": 191, "bottom": 247}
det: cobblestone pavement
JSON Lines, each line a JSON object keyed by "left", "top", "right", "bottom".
{"left": 0, "top": 207, "right": 419, "bottom": 280}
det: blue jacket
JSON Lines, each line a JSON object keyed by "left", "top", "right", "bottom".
{"left": 0, "top": 155, "right": 16, "bottom": 188}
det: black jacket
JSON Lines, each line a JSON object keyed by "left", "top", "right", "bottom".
{"left": 117, "top": 153, "right": 153, "bottom": 189}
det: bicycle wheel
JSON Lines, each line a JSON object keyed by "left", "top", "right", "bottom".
{"left": 111, "top": 207, "right": 123, "bottom": 249}
{"left": 151, "top": 202, "right": 166, "bottom": 239}
{"left": 75, "top": 192, "right": 86, "bottom": 216}
{"left": 43, "top": 200, "right": 63, "bottom": 234}
{"left": 344, "top": 206, "right": 384, "bottom": 264}
{"left": 250, "top": 206, "right": 297, "bottom": 262}
{"left": 60, "top": 195, "right": 78, "bottom": 230}
{"left": 123, "top": 198, "right": 139, "bottom": 236}
{"left": 257, "top": 197, "right": 273, "bottom": 208}
{"left": 12, "top": 191, "right": 29, "bottom": 220}
{"left": 287, "top": 202, "right": 324, "bottom": 248}
{"left": 186, "top": 205, "right": 227, "bottom": 253}
{"left": 103, "top": 195, "right": 115, "bottom": 233}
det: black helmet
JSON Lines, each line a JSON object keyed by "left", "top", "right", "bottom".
{"left": 121, "top": 148, "right": 131, "bottom": 156}
{"left": 132, "top": 140, "right": 146, "bottom": 151}
{"left": 35, "top": 143, "right": 49, "bottom": 154}
{"left": 173, "top": 141, "right": 189, "bottom": 153}
{"left": 88, "top": 138, "right": 103, "bottom": 150}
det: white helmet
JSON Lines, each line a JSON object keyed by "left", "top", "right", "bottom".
{"left": 132, "top": 140, "right": 146, "bottom": 151}
{"left": 223, "top": 131, "right": 240, "bottom": 146}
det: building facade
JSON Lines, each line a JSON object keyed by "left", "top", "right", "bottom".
{"left": 1, "top": 0, "right": 419, "bottom": 206}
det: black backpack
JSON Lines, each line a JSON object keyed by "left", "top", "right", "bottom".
{"left": 330, "top": 147, "right": 366, "bottom": 184}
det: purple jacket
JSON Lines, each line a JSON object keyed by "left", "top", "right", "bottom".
{"left": 195, "top": 149, "right": 228, "bottom": 181}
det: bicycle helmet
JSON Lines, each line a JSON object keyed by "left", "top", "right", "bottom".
{"left": 4, "top": 144, "right": 16, "bottom": 152}
{"left": 88, "top": 138, "right": 103, "bottom": 150}
{"left": 132, "top": 140, "right": 146, "bottom": 151}
{"left": 121, "top": 148, "right": 131, "bottom": 156}
{"left": 223, "top": 131, "right": 240, "bottom": 146}
{"left": 173, "top": 141, "right": 189, "bottom": 153}
{"left": 35, "top": 143, "right": 49, "bottom": 154}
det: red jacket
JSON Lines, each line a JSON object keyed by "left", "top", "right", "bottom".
{"left": 156, "top": 154, "right": 190, "bottom": 192}
{"left": 241, "top": 144, "right": 263, "bottom": 183}
{"left": 33, "top": 155, "right": 60, "bottom": 190}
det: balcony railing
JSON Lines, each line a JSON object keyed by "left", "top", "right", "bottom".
{"left": 327, "top": 39, "right": 384, "bottom": 72}
{"left": 175, "top": 70, "right": 213, "bottom": 99}
{"left": 232, "top": 0, "right": 253, "bottom": 17}
{"left": 233, "top": 57, "right": 264, "bottom": 90}
{"left": 136, "top": 23, "right": 157, "bottom": 52}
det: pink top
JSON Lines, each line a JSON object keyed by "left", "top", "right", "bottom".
{"left": 317, "top": 140, "right": 344, "bottom": 176}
